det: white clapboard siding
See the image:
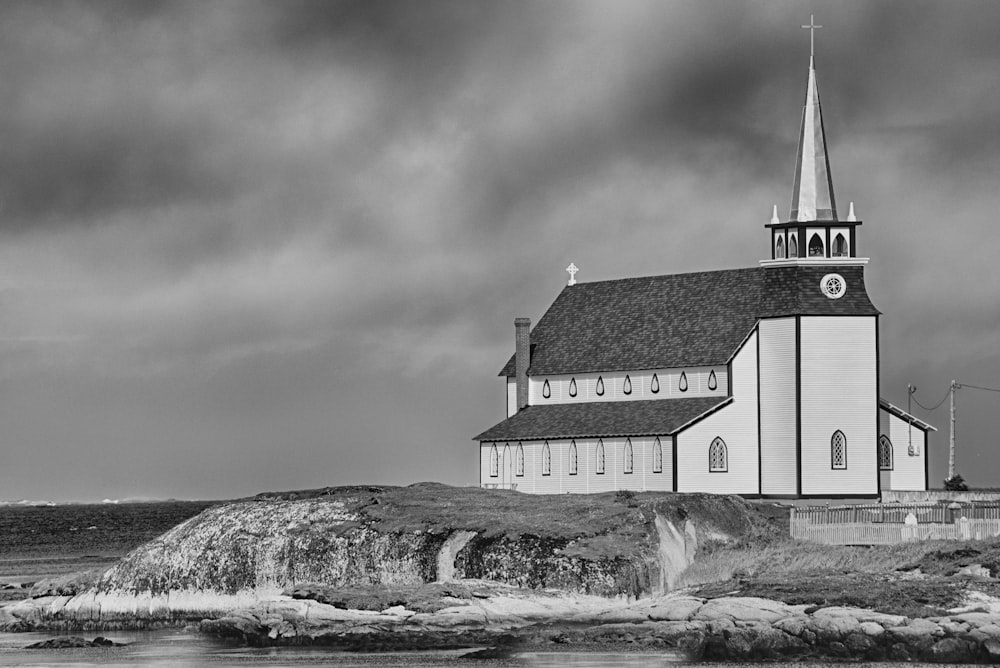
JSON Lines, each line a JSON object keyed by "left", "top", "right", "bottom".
{"left": 759, "top": 318, "right": 798, "bottom": 495}
{"left": 526, "top": 367, "right": 727, "bottom": 406}
{"left": 506, "top": 380, "right": 517, "bottom": 417}
{"left": 501, "top": 436, "right": 675, "bottom": 495}
{"left": 882, "top": 408, "right": 927, "bottom": 491}
{"left": 799, "top": 317, "right": 878, "bottom": 496}
{"left": 676, "top": 331, "right": 759, "bottom": 495}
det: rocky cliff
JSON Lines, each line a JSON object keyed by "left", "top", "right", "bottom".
{"left": 96, "top": 484, "right": 767, "bottom": 600}
{"left": 0, "top": 484, "right": 774, "bottom": 629}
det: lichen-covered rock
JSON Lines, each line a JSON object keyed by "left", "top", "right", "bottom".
{"left": 96, "top": 499, "right": 447, "bottom": 597}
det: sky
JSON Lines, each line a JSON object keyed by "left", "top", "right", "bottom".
{"left": 0, "top": 0, "right": 998, "bottom": 502}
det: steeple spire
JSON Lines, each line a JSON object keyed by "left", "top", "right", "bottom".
{"left": 790, "top": 17, "right": 837, "bottom": 222}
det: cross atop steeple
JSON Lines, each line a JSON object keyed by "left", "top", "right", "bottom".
{"left": 801, "top": 14, "right": 822, "bottom": 59}
{"left": 566, "top": 262, "right": 579, "bottom": 286}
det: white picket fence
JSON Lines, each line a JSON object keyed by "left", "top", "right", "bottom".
{"left": 790, "top": 504, "right": 1000, "bottom": 545}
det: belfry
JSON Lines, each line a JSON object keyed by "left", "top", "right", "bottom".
{"left": 473, "top": 19, "right": 935, "bottom": 498}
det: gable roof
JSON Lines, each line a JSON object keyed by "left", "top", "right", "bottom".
{"left": 879, "top": 398, "right": 937, "bottom": 433}
{"left": 500, "top": 264, "right": 879, "bottom": 377}
{"left": 473, "top": 397, "right": 730, "bottom": 442}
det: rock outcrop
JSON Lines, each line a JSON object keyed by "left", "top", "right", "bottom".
{"left": 0, "top": 485, "right": 767, "bottom": 629}
{"left": 196, "top": 590, "right": 1000, "bottom": 663}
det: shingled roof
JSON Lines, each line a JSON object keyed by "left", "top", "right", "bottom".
{"left": 500, "top": 264, "right": 879, "bottom": 377}
{"left": 474, "top": 397, "right": 730, "bottom": 442}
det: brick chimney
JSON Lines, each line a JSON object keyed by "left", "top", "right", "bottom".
{"left": 514, "top": 317, "right": 530, "bottom": 411}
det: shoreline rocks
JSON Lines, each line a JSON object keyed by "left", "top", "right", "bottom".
{"left": 194, "top": 591, "right": 1000, "bottom": 663}
{"left": 7, "top": 584, "right": 1000, "bottom": 662}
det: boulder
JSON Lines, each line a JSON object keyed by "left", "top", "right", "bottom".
{"left": 927, "top": 637, "right": 976, "bottom": 663}
{"left": 811, "top": 605, "right": 906, "bottom": 627}
{"left": 809, "top": 613, "right": 860, "bottom": 641}
{"left": 25, "top": 636, "right": 118, "bottom": 649}
{"left": 694, "top": 597, "right": 797, "bottom": 624}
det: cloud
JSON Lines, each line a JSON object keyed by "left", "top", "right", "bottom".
{"left": 0, "top": 1, "right": 997, "bottom": 498}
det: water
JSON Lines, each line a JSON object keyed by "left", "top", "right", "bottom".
{"left": 0, "top": 630, "right": 697, "bottom": 666}
{"left": 0, "top": 631, "right": 960, "bottom": 668}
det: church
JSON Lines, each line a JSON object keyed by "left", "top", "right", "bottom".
{"left": 474, "top": 34, "right": 935, "bottom": 499}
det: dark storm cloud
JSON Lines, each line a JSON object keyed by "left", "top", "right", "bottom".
{"left": 0, "top": 0, "right": 997, "bottom": 500}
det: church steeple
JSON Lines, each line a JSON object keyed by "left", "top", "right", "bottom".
{"left": 762, "top": 16, "right": 865, "bottom": 267}
{"left": 790, "top": 54, "right": 837, "bottom": 222}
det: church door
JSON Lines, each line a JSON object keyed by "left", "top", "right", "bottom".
{"left": 501, "top": 444, "right": 516, "bottom": 489}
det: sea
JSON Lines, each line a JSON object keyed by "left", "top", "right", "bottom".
{"left": 0, "top": 502, "right": 966, "bottom": 667}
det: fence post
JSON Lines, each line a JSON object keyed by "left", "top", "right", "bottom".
{"left": 959, "top": 516, "right": 970, "bottom": 541}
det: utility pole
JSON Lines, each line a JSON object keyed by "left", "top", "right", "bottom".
{"left": 907, "top": 384, "right": 916, "bottom": 455}
{"left": 949, "top": 380, "right": 957, "bottom": 480}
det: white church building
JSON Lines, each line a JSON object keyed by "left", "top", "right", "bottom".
{"left": 474, "top": 41, "right": 935, "bottom": 500}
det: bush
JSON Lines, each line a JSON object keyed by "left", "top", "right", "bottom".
{"left": 943, "top": 474, "right": 968, "bottom": 491}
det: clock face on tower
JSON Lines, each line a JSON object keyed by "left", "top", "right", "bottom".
{"left": 820, "top": 273, "right": 846, "bottom": 299}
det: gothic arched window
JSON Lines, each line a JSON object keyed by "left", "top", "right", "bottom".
{"left": 789, "top": 236, "right": 798, "bottom": 258}
{"left": 776, "top": 236, "right": 786, "bottom": 259}
{"left": 878, "top": 436, "right": 893, "bottom": 471}
{"left": 516, "top": 443, "right": 525, "bottom": 476}
{"left": 678, "top": 371, "right": 688, "bottom": 392}
{"left": 542, "top": 379, "right": 551, "bottom": 399}
{"left": 624, "top": 439, "right": 633, "bottom": 474}
{"left": 831, "top": 430, "right": 847, "bottom": 469}
{"left": 542, "top": 441, "right": 551, "bottom": 476}
{"left": 833, "top": 233, "right": 848, "bottom": 257}
{"left": 809, "top": 233, "right": 824, "bottom": 257}
{"left": 595, "top": 440, "right": 605, "bottom": 474}
{"left": 569, "top": 440, "right": 578, "bottom": 475}
{"left": 623, "top": 375, "right": 632, "bottom": 395}
{"left": 708, "top": 370, "right": 718, "bottom": 391}
{"left": 651, "top": 373, "right": 660, "bottom": 394}
{"left": 569, "top": 377, "right": 577, "bottom": 398}
{"left": 489, "top": 444, "right": 498, "bottom": 477}
{"left": 653, "top": 438, "right": 663, "bottom": 473}
{"left": 596, "top": 376, "right": 605, "bottom": 396}
{"left": 709, "top": 437, "right": 727, "bottom": 472}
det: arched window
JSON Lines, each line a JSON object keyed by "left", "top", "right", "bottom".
{"left": 542, "top": 379, "right": 551, "bottom": 399}
{"left": 650, "top": 373, "right": 660, "bottom": 394}
{"left": 776, "top": 236, "right": 786, "bottom": 259}
{"left": 878, "top": 436, "right": 893, "bottom": 470}
{"left": 569, "top": 441, "right": 578, "bottom": 475}
{"left": 623, "top": 375, "right": 632, "bottom": 395}
{"left": 709, "top": 437, "right": 727, "bottom": 472}
{"left": 489, "top": 444, "right": 498, "bottom": 477}
{"left": 624, "top": 439, "right": 633, "bottom": 474}
{"left": 542, "top": 441, "right": 551, "bottom": 476}
{"left": 653, "top": 438, "right": 663, "bottom": 473}
{"left": 789, "top": 235, "right": 798, "bottom": 258}
{"left": 708, "top": 370, "right": 717, "bottom": 391}
{"left": 596, "top": 376, "right": 605, "bottom": 396}
{"left": 595, "top": 440, "right": 605, "bottom": 474}
{"left": 516, "top": 443, "right": 525, "bottom": 476}
{"left": 831, "top": 430, "right": 847, "bottom": 469}
{"left": 569, "top": 377, "right": 577, "bottom": 398}
{"left": 809, "top": 233, "right": 824, "bottom": 257}
{"left": 833, "top": 233, "right": 848, "bottom": 257}
{"left": 678, "top": 371, "right": 688, "bottom": 392}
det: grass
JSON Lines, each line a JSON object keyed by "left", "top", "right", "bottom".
{"left": 678, "top": 538, "right": 947, "bottom": 588}
{"left": 254, "top": 483, "right": 776, "bottom": 546}
{"left": 681, "top": 536, "right": 1000, "bottom": 616}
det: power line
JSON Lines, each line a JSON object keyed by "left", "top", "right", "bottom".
{"left": 911, "top": 388, "right": 950, "bottom": 412}
{"left": 909, "top": 381, "right": 1000, "bottom": 412}
{"left": 958, "top": 382, "right": 1000, "bottom": 394}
